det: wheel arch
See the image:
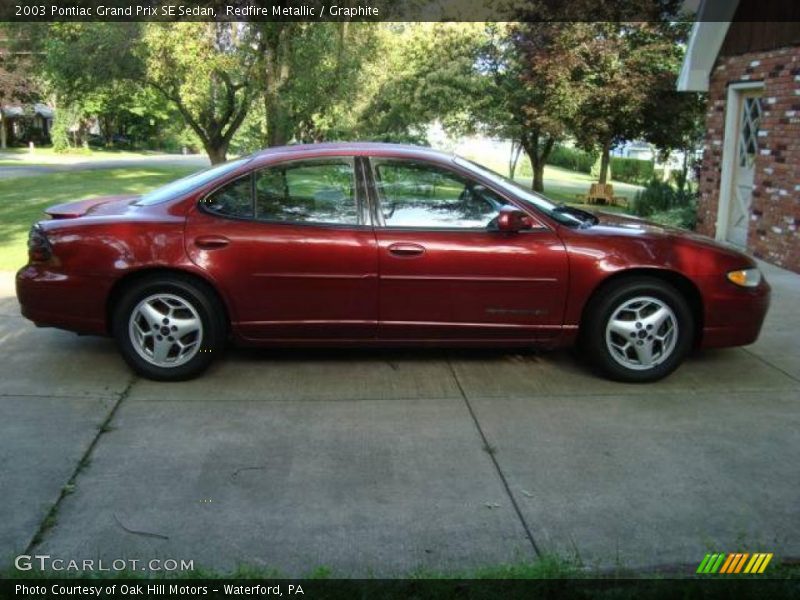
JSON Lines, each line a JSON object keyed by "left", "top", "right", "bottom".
{"left": 580, "top": 268, "right": 704, "bottom": 346}
{"left": 105, "top": 267, "right": 232, "bottom": 336}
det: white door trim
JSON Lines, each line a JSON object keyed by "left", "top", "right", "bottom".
{"left": 716, "top": 81, "right": 764, "bottom": 243}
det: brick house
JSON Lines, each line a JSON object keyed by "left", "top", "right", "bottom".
{"left": 678, "top": 2, "right": 800, "bottom": 272}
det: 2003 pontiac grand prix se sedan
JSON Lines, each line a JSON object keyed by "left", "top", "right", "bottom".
{"left": 16, "top": 143, "right": 770, "bottom": 382}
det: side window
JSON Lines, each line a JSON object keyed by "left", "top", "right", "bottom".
{"left": 371, "top": 160, "right": 509, "bottom": 229}
{"left": 202, "top": 175, "right": 253, "bottom": 218}
{"left": 255, "top": 159, "right": 358, "bottom": 225}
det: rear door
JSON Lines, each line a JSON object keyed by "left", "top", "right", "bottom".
{"left": 185, "top": 156, "right": 378, "bottom": 341}
{"left": 365, "top": 157, "right": 568, "bottom": 342}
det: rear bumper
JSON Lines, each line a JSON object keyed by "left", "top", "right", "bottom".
{"left": 16, "top": 265, "right": 111, "bottom": 335}
{"left": 699, "top": 277, "right": 771, "bottom": 349}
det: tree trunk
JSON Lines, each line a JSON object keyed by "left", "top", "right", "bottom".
{"left": 265, "top": 93, "right": 290, "bottom": 147}
{"left": 262, "top": 26, "right": 294, "bottom": 147}
{"left": 0, "top": 116, "right": 6, "bottom": 149}
{"left": 508, "top": 141, "right": 523, "bottom": 179}
{"left": 521, "top": 135, "right": 555, "bottom": 193}
{"left": 204, "top": 142, "right": 228, "bottom": 165}
{"left": 678, "top": 146, "right": 689, "bottom": 192}
{"left": 532, "top": 160, "right": 546, "bottom": 192}
{"left": 598, "top": 138, "right": 612, "bottom": 184}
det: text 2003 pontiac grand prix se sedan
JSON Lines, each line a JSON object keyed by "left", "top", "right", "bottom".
{"left": 16, "top": 143, "right": 770, "bottom": 382}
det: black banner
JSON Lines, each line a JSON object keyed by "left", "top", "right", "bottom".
{"left": 1, "top": 0, "right": 800, "bottom": 22}
{"left": 2, "top": 578, "right": 800, "bottom": 600}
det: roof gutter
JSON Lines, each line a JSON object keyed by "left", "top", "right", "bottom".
{"left": 677, "top": 0, "right": 739, "bottom": 92}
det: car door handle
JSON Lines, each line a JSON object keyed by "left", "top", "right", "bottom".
{"left": 388, "top": 243, "right": 425, "bottom": 257}
{"left": 194, "top": 235, "right": 230, "bottom": 249}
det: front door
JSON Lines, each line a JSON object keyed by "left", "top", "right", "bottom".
{"left": 365, "top": 158, "right": 568, "bottom": 342}
{"left": 727, "top": 91, "right": 763, "bottom": 247}
{"left": 185, "top": 156, "right": 378, "bottom": 341}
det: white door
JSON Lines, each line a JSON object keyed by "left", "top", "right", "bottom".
{"left": 727, "top": 92, "right": 763, "bottom": 247}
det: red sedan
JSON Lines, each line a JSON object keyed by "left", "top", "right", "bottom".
{"left": 16, "top": 143, "right": 770, "bottom": 382}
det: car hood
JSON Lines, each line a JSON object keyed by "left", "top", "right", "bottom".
{"left": 588, "top": 210, "right": 755, "bottom": 264}
{"left": 44, "top": 195, "right": 139, "bottom": 219}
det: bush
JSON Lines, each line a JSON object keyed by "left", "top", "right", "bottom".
{"left": 610, "top": 156, "right": 655, "bottom": 185}
{"left": 546, "top": 145, "right": 597, "bottom": 174}
{"left": 632, "top": 178, "right": 697, "bottom": 230}
{"left": 647, "top": 206, "right": 698, "bottom": 230}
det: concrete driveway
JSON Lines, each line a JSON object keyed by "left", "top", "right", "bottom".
{"left": 0, "top": 262, "right": 798, "bottom": 576}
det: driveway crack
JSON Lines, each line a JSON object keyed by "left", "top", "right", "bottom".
{"left": 740, "top": 347, "right": 800, "bottom": 384}
{"left": 446, "top": 357, "right": 542, "bottom": 558}
{"left": 24, "top": 375, "right": 139, "bottom": 552}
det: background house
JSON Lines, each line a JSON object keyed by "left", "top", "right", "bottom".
{"left": 678, "top": 1, "right": 800, "bottom": 272}
{"left": 0, "top": 26, "right": 51, "bottom": 148}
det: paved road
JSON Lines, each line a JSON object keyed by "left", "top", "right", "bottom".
{"left": 0, "top": 155, "right": 209, "bottom": 179}
{"left": 0, "top": 262, "right": 797, "bottom": 576}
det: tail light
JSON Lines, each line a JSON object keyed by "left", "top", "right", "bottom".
{"left": 28, "top": 225, "right": 53, "bottom": 263}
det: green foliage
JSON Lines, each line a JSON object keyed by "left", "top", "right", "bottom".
{"left": 647, "top": 205, "right": 698, "bottom": 230}
{"left": 355, "top": 23, "right": 485, "bottom": 141}
{"left": 632, "top": 178, "right": 697, "bottom": 229}
{"left": 141, "top": 23, "right": 257, "bottom": 162}
{"left": 49, "top": 107, "right": 74, "bottom": 153}
{"left": 570, "top": 21, "right": 694, "bottom": 182}
{"left": 611, "top": 156, "right": 655, "bottom": 185}
{"left": 546, "top": 145, "right": 597, "bottom": 174}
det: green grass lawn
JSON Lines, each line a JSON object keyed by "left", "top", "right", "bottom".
{"left": 0, "top": 147, "right": 181, "bottom": 167}
{"left": 0, "top": 166, "right": 195, "bottom": 271}
{"left": 456, "top": 151, "right": 642, "bottom": 212}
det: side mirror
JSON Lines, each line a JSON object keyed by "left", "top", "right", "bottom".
{"left": 496, "top": 207, "right": 534, "bottom": 233}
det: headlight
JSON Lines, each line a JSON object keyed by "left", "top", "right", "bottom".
{"left": 727, "top": 268, "right": 761, "bottom": 288}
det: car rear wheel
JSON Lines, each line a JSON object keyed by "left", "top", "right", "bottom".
{"left": 113, "top": 275, "right": 226, "bottom": 381}
{"left": 582, "top": 277, "right": 694, "bottom": 382}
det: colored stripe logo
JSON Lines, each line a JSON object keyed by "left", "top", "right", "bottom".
{"left": 697, "top": 553, "right": 773, "bottom": 574}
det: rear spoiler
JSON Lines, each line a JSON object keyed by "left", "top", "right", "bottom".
{"left": 44, "top": 196, "right": 134, "bottom": 219}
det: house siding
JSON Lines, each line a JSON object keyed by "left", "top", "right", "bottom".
{"left": 697, "top": 45, "right": 800, "bottom": 273}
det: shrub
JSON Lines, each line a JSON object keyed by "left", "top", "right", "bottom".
{"left": 632, "top": 178, "right": 697, "bottom": 230}
{"left": 610, "top": 156, "right": 655, "bottom": 185}
{"left": 546, "top": 145, "right": 597, "bottom": 174}
{"left": 646, "top": 206, "right": 697, "bottom": 230}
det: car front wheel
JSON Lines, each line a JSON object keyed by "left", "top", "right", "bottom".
{"left": 582, "top": 277, "right": 694, "bottom": 382}
{"left": 113, "top": 275, "right": 226, "bottom": 381}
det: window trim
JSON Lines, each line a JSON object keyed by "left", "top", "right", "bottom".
{"left": 198, "top": 156, "right": 370, "bottom": 230}
{"left": 363, "top": 156, "right": 550, "bottom": 233}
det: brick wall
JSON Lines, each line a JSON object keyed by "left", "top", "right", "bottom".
{"left": 696, "top": 45, "right": 800, "bottom": 273}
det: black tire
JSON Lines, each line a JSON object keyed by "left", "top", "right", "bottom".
{"left": 112, "top": 274, "right": 227, "bottom": 381}
{"left": 581, "top": 277, "right": 694, "bottom": 383}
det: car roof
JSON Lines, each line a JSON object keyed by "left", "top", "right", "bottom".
{"left": 249, "top": 142, "right": 455, "bottom": 163}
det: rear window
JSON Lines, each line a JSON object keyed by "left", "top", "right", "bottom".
{"left": 134, "top": 158, "right": 251, "bottom": 206}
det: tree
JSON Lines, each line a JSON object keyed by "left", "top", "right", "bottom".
{"left": 570, "top": 21, "right": 691, "bottom": 184}
{"left": 247, "top": 22, "right": 378, "bottom": 147}
{"left": 141, "top": 23, "right": 257, "bottom": 163}
{"left": 0, "top": 24, "right": 42, "bottom": 148}
{"left": 479, "top": 23, "right": 591, "bottom": 191}
{"left": 355, "top": 23, "right": 486, "bottom": 143}
{"left": 640, "top": 83, "right": 706, "bottom": 192}
{"left": 23, "top": 22, "right": 256, "bottom": 162}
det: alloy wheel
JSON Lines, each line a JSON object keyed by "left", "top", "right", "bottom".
{"left": 128, "top": 293, "right": 204, "bottom": 368}
{"left": 604, "top": 296, "right": 678, "bottom": 371}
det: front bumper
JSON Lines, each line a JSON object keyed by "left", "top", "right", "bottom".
{"left": 698, "top": 276, "right": 771, "bottom": 349}
{"left": 16, "top": 265, "right": 111, "bottom": 335}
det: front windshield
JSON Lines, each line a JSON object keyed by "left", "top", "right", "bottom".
{"left": 453, "top": 156, "right": 585, "bottom": 227}
{"left": 135, "top": 158, "right": 252, "bottom": 206}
